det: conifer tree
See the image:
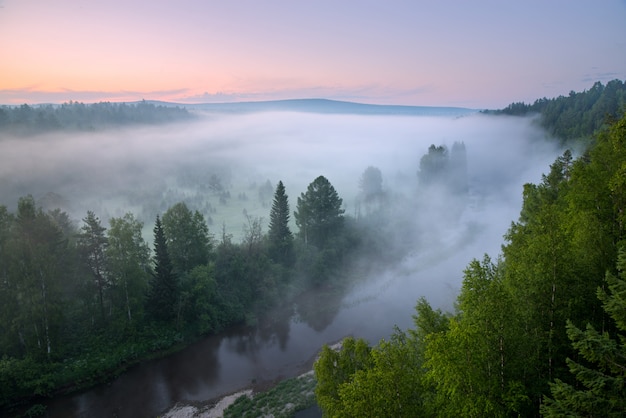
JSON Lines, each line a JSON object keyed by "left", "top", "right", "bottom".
{"left": 267, "top": 180, "right": 294, "bottom": 266}
{"left": 146, "top": 215, "right": 178, "bottom": 322}
{"left": 294, "top": 175, "right": 344, "bottom": 248}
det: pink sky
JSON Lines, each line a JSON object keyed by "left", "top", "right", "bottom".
{"left": 1, "top": 0, "right": 625, "bottom": 108}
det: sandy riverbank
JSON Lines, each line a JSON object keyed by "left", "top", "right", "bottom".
{"left": 160, "top": 340, "right": 342, "bottom": 418}
{"left": 161, "top": 389, "right": 253, "bottom": 418}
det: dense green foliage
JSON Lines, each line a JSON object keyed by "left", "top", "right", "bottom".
{"left": 314, "top": 111, "right": 626, "bottom": 416}
{"left": 0, "top": 175, "right": 357, "bottom": 413}
{"left": 145, "top": 216, "right": 178, "bottom": 323}
{"left": 314, "top": 300, "right": 447, "bottom": 417}
{"left": 488, "top": 79, "right": 626, "bottom": 141}
{"left": 0, "top": 101, "right": 192, "bottom": 135}
{"left": 224, "top": 373, "right": 317, "bottom": 418}
{"left": 294, "top": 175, "right": 345, "bottom": 249}
{"left": 541, "top": 251, "right": 626, "bottom": 416}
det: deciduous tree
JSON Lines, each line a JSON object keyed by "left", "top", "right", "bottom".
{"left": 77, "top": 211, "right": 109, "bottom": 322}
{"left": 106, "top": 213, "right": 150, "bottom": 323}
{"left": 162, "top": 202, "right": 212, "bottom": 275}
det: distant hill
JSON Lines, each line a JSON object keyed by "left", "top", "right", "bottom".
{"left": 155, "top": 98, "right": 477, "bottom": 117}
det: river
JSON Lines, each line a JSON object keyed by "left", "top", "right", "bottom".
{"left": 43, "top": 195, "right": 516, "bottom": 418}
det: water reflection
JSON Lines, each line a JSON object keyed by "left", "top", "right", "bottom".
{"left": 44, "top": 202, "right": 512, "bottom": 418}
{"left": 294, "top": 288, "right": 344, "bottom": 332}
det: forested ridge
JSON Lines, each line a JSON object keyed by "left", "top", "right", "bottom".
{"left": 315, "top": 90, "right": 626, "bottom": 416}
{"left": 0, "top": 101, "right": 192, "bottom": 135}
{"left": 484, "top": 79, "right": 626, "bottom": 142}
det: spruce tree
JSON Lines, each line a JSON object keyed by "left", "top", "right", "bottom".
{"left": 268, "top": 180, "right": 294, "bottom": 266}
{"left": 146, "top": 215, "right": 178, "bottom": 322}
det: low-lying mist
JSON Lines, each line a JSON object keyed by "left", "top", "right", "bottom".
{"left": 0, "top": 110, "right": 561, "bottom": 313}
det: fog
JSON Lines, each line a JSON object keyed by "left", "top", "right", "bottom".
{"left": 0, "top": 110, "right": 560, "bottom": 313}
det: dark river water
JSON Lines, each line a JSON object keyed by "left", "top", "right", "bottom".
{"left": 43, "top": 204, "right": 509, "bottom": 418}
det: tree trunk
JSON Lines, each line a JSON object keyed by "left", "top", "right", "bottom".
{"left": 39, "top": 268, "right": 51, "bottom": 355}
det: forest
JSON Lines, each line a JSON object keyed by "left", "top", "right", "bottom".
{"left": 485, "top": 79, "right": 626, "bottom": 141}
{"left": 0, "top": 101, "right": 193, "bottom": 135}
{"left": 1, "top": 79, "right": 625, "bottom": 417}
{"left": 314, "top": 82, "right": 626, "bottom": 417}
{"left": 0, "top": 170, "right": 368, "bottom": 415}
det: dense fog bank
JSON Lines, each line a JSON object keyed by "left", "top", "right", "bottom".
{"left": 0, "top": 112, "right": 557, "bottom": 229}
{"left": 0, "top": 111, "right": 561, "bottom": 313}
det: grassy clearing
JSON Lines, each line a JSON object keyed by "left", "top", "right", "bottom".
{"left": 223, "top": 372, "right": 317, "bottom": 418}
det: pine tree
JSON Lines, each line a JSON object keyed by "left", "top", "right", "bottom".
{"left": 267, "top": 180, "right": 294, "bottom": 266}
{"left": 146, "top": 215, "right": 178, "bottom": 322}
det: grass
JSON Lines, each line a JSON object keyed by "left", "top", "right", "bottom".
{"left": 223, "top": 371, "right": 317, "bottom": 418}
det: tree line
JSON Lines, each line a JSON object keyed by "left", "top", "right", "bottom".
{"left": 0, "top": 175, "right": 354, "bottom": 412}
{"left": 0, "top": 101, "right": 192, "bottom": 135}
{"left": 484, "top": 78, "right": 626, "bottom": 142}
{"left": 313, "top": 111, "right": 626, "bottom": 416}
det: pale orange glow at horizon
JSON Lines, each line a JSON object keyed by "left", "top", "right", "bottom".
{"left": 1, "top": 0, "right": 625, "bottom": 108}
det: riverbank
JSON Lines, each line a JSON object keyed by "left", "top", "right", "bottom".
{"left": 162, "top": 372, "right": 316, "bottom": 418}
{"left": 162, "top": 389, "right": 253, "bottom": 418}
{"left": 160, "top": 341, "right": 345, "bottom": 418}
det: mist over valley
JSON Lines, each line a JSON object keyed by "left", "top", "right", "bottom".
{"left": 1, "top": 104, "right": 561, "bottom": 310}
{"left": 0, "top": 102, "right": 568, "bottom": 417}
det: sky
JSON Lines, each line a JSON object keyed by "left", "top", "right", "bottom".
{"left": 1, "top": 0, "right": 625, "bottom": 108}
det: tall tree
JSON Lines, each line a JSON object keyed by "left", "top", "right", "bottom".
{"left": 542, "top": 250, "right": 626, "bottom": 417}
{"left": 358, "top": 166, "right": 383, "bottom": 201}
{"left": 161, "top": 202, "right": 211, "bottom": 275}
{"left": 334, "top": 331, "right": 425, "bottom": 417}
{"left": 0, "top": 206, "right": 15, "bottom": 355}
{"left": 294, "top": 175, "right": 344, "bottom": 248}
{"left": 314, "top": 337, "right": 373, "bottom": 417}
{"left": 106, "top": 213, "right": 151, "bottom": 323}
{"left": 77, "top": 211, "right": 109, "bottom": 322}
{"left": 501, "top": 152, "right": 583, "bottom": 408}
{"left": 449, "top": 141, "right": 469, "bottom": 193}
{"left": 146, "top": 215, "right": 178, "bottom": 322}
{"left": 7, "top": 196, "right": 66, "bottom": 357}
{"left": 425, "top": 256, "right": 529, "bottom": 417}
{"left": 418, "top": 144, "right": 448, "bottom": 187}
{"left": 267, "top": 180, "right": 294, "bottom": 266}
